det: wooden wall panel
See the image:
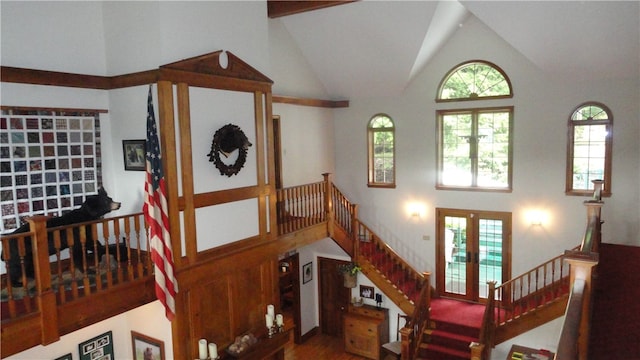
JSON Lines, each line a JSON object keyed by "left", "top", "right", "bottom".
{"left": 187, "top": 276, "right": 232, "bottom": 347}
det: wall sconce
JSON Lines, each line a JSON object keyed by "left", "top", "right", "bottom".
{"left": 526, "top": 210, "right": 546, "bottom": 226}
{"left": 406, "top": 202, "right": 426, "bottom": 219}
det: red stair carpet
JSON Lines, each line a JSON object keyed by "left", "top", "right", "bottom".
{"left": 419, "top": 298, "right": 484, "bottom": 359}
{"left": 588, "top": 243, "right": 640, "bottom": 359}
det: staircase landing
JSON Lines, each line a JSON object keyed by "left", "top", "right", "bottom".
{"left": 418, "top": 298, "right": 484, "bottom": 359}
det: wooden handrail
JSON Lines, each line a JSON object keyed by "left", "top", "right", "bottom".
{"left": 400, "top": 272, "right": 431, "bottom": 360}
{"left": 493, "top": 246, "right": 577, "bottom": 326}
{"left": 556, "top": 279, "right": 586, "bottom": 359}
{"left": 554, "top": 181, "right": 603, "bottom": 359}
{"left": 1, "top": 213, "right": 150, "bottom": 320}
{"left": 275, "top": 181, "right": 326, "bottom": 235}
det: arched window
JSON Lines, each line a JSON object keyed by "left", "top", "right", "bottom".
{"left": 437, "top": 60, "right": 512, "bottom": 102}
{"left": 367, "top": 114, "right": 395, "bottom": 188}
{"left": 566, "top": 102, "right": 613, "bottom": 196}
{"left": 436, "top": 61, "right": 513, "bottom": 191}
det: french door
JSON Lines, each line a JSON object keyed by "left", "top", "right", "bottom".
{"left": 436, "top": 208, "right": 511, "bottom": 302}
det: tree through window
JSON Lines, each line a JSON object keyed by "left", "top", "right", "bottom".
{"left": 566, "top": 102, "right": 612, "bottom": 196}
{"left": 436, "top": 61, "right": 513, "bottom": 191}
{"left": 367, "top": 114, "right": 395, "bottom": 188}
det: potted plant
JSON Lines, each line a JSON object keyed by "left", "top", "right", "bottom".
{"left": 338, "top": 262, "right": 361, "bottom": 288}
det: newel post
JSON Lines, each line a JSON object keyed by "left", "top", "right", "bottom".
{"left": 564, "top": 251, "right": 599, "bottom": 360}
{"left": 351, "top": 204, "right": 359, "bottom": 260}
{"left": 28, "top": 216, "right": 60, "bottom": 345}
{"left": 323, "top": 173, "right": 334, "bottom": 237}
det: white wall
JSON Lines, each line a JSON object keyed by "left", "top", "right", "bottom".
{"left": 333, "top": 15, "right": 640, "bottom": 281}
{"left": 1, "top": 1, "right": 338, "bottom": 358}
{"left": 5, "top": 301, "right": 173, "bottom": 360}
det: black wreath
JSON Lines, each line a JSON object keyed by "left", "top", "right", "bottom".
{"left": 207, "top": 124, "right": 252, "bottom": 177}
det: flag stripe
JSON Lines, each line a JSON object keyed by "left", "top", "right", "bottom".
{"left": 143, "top": 85, "right": 178, "bottom": 321}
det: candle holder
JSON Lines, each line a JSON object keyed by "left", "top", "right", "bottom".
{"left": 278, "top": 324, "right": 285, "bottom": 333}
{"left": 268, "top": 325, "right": 278, "bottom": 338}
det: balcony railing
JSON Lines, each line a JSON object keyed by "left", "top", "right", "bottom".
{"left": 1, "top": 212, "right": 154, "bottom": 356}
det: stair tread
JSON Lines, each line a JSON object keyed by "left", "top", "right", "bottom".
{"left": 427, "top": 328, "right": 478, "bottom": 343}
{"left": 419, "top": 342, "right": 470, "bottom": 357}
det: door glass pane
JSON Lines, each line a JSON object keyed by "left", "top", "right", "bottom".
{"left": 444, "top": 216, "right": 467, "bottom": 295}
{"left": 478, "top": 219, "right": 503, "bottom": 298}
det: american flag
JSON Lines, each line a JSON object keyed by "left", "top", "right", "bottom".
{"left": 143, "top": 85, "right": 178, "bottom": 321}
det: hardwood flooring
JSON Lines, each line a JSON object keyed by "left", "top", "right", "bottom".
{"left": 284, "top": 333, "right": 368, "bottom": 360}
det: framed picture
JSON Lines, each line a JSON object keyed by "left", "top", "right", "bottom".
{"left": 122, "top": 140, "right": 146, "bottom": 171}
{"left": 131, "top": 331, "right": 165, "bottom": 360}
{"left": 78, "top": 331, "right": 113, "bottom": 360}
{"left": 302, "top": 262, "right": 312, "bottom": 284}
{"left": 360, "top": 285, "right": 374, "bottom": 299}
{"left": 54, "top": 354, "right": 72, "bottom": 360}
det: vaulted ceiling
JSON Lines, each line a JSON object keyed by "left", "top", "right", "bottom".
{"left": 270, "top": 1, "right": 640, "bottom": 99}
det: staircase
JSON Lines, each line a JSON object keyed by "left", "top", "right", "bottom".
{"left": 418, "top": 298, "right": 484, "bottom": 359}
{"left": 279, "top": 177, "right": 598, "bottom": 359}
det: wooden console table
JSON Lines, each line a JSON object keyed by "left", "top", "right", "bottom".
{"left": 221, "top": 329, "right": 290, "bottom": 360}
{"left": 343, "top": 304, "right": 389, "bottom": 360}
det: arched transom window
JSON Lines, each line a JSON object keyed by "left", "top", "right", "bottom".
{"left": 566, "top": 102, "right": 613, "bottom": 196}
{"left": 367, "top": 114, "right": 395, "bottom": 188}
{"left": 437, "top": 60, "right": 512, "bottom": 101}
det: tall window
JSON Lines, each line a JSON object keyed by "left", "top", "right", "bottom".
{"left": 436, "top": 61, "right": 513, "bottom": 191}
{"left": 566, "top": 102, "right": 612, "bottom": 196}
{"left": 0, "top": 108, "right": 103, "bottom": 234}
{"left": 367, "top": 114, "right": 395, "bottom": 188}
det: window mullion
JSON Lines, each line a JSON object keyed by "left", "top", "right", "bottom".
{"left": 470, "top": 112, "right": 479, "bottom": 187}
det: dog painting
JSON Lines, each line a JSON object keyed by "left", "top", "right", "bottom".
{"left": 1, "top": 187, "right": 121, "bottom": 287}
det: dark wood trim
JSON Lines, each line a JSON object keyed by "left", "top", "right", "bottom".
{"left": 0, "top": 66, "right": 111, "bottom": 89}
{"left": 300, "top": 326, "right": 319, "bottom": 343}
{"left": 0, "top": 66, "right": 349, "bottom": 109}
{"left": 267, "top": 1, "right": 357, "bottom": 18}
{"left": 0, "top": 105, "right": 108, "bottom": 114}
{"left": 272, "top": 95, "right": 349, "bottom": 108}
{"left": 109, "top": 69, "right": 158, "bottom": 89}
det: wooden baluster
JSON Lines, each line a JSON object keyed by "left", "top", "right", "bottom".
{"left": 66, "top": 227, "right": 79, "bottom": 299}
{"left": 80, "top": 225, "right": 91, "bottom": 296}
{"left": 113, "top": 219, "right": 123, "bottom": 283}
{"left": 53, "top": 230, "right": 65, "bottom": 303}
{"left": 93, "top": 222, "right": 104, "bottom": 291}
{"left": 28, "top": 215, "right": 59, "bottom": 345}
{"left": 123, "top": 216, "right": 133, "bottom": 281}
{"left": 1, "top": 238, "right": 17, "bottom": 318}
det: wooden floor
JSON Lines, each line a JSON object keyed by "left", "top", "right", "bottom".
{"left": 284, "top": 333, "right": 369, "bottom": 360}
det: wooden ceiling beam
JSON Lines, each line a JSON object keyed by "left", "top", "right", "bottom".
{"left": 267, "top": 1, "right": 357, "bottom": 18}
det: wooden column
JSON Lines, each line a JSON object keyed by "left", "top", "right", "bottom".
{"left": 28, "top": 216, "right": 59, "bottom": 345}
{"left": 323, "top": 173, "right": 334, "bottom": 237}
{"left": 564, "top": 251, "right": 598, "bottom": 360}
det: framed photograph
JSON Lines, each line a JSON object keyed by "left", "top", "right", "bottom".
{"left": 131, "top": 331, "right": 165, "bottom": 360}
{"left": 123, "top": 140, "right": 146, "bottom": 171}
{"left": 78, "top": 331, "right": 113, "bottom": 360}
{"left": 302, "top": 262, "right": 313, "bottom": 284}
{"left": 54, "top": 354, "right": 72, "bottom": 360}
{"left": 360, "top": 285, "right": 374, "bottom": 299}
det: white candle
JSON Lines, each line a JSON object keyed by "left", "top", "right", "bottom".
{"left": 276, "top": 313, "right": 284, "bottom": 326}
{"left": 198, "top": 339, "right": 208, "bottom": 360}
{"left": 266, "top": 313, "right": 274, "bottom": 328}
{"left": 267, "top": 304, "right": 275, "bottom": 319}
{"left": 208, "top": 343, "right": 218, "bottom": 359}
